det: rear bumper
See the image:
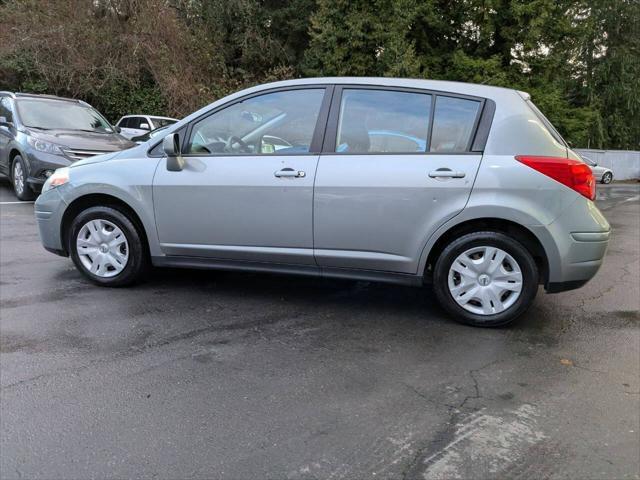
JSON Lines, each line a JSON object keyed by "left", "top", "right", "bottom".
{"left": 540, "top": 229, "right": 610, "bottom": 293}
{"left": 529, "top": 197, "right": 610, "bottom": 293}
{"left": 546, "top": 279, "right": 590, "bottom": 293}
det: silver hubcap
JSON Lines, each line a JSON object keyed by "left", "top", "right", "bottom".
{"left": 603, "top": 173, "right": 612, "bottom": 183}
{"left": 448, "top": 246, "right": 523, "bottom": 316}
{"left": 76, "top": 219, "right": 129, "bottom": 278}
{"left": 13, "top": 161, "right": 24, "bottom": 195}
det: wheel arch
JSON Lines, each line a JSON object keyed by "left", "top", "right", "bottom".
{"left": 60, "top": 193, "right": 151, "bottom": 256}
{"left": 8, "top": 148, "right": 24, "bottom": 175}
{"left": 423, "top": 218, "right": 549, "bottom": 285}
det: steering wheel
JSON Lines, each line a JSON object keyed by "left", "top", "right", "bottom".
{"left": 225, "top": 135, "right": 250, "bottom": 153}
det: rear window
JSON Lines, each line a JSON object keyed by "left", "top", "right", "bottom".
{"left": 526, "top": 100, "right": 567, "bottom": 146}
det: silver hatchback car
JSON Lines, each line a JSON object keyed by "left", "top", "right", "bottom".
{"left": 35, "top": 78, "right": 610, "bottom": 326}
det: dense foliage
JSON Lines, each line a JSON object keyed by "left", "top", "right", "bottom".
{"left": 0, "top": 0, "right": 637, "bottom": 149}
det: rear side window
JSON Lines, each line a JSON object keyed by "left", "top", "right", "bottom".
{"left": 336, "top": 89, "right": 432, "bottom": 153}
{"left": 430, "top": 96, "right": 481, "bottom": 152}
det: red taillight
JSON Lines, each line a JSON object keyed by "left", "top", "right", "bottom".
{"left": 515, "top": 155, "right": 596, "bottom": 201}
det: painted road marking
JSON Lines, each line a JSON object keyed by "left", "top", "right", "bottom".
{"left": 420, "top": 404, "right": 547, "bottom": 479}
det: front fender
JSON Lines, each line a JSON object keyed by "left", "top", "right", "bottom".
{"left": 59, "top": 156, "right": 163, "bottom": 256}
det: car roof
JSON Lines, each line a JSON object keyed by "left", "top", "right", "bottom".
{"left": 247, "top": 77, "right": 528, "bottom": 101}
{"left": 4, "top": 92, "right": 88, "bottom": 105}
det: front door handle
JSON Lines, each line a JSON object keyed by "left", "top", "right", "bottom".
{"left": 275, "top": 168, "right": 306, "bottom": 178}
{"left": 429, "top": 168, "right": 466, "bottom": 179}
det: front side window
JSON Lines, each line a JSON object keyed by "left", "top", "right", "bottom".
{"left": 0, "top": 97, "right": 13, "bottom": 123}
{"left": 336, "top": 89, "right": 432, "bottom": 153}
{"left": 128, "top": 117, "right": 146, "bottom": 129}
{"left": 16, "top": 99, "right": 114, "bottom": 133}
{"left": 430, "top": 96, "right": 481, "bottom": 152}
{"left": 187, "top": 89, "right": 325, "bottom": 155}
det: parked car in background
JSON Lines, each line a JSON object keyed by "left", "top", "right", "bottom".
{"left": 115, "top": 115, "right": 178, "bottom": 140}
{"left": 0, "top": 92, "right": 135, "bottom": 200}
{"left": 131, "top": 125, "right": 170, "bottom": 144}
{"left": 34, "top": 77, "right": 610, "bottom": 327}
{"left": 581, "top": 155, "right": 614, "bottom": 184}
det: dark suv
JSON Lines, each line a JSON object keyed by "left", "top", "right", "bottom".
{"left": 0, "top": 92, "right": 134, "bottom": 200}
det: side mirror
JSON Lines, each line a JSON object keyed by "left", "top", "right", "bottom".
{"left": 0, "top": 115, "right": 12, "bottom": 127}
{"left": 163, "top": 133, "right": 184, "bottom": 172}
{"left": 140, "top": 122, "right": 150, "bottom": 130}
{"left": 114, "top": 125, "right": 121, "bottom": 133}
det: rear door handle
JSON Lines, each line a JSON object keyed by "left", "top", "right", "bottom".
{"left": 429, "top": 168, "right": 466, "bottom": 179}
{"left": 275, "top": 168, "right": 306, "bottom": 178}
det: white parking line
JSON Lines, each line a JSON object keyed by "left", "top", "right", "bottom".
{"left": 0, "top": 201, "right": 35, "bottom": 205}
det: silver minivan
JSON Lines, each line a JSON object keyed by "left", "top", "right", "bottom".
{"left": 34, "top": 78, "right": 610, "bottom": 326}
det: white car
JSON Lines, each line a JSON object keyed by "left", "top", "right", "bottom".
{"left": 115, "top": 115, "right": 178, "bottom": 140}
{"left": 581, "top": 155, "right": 614, "bottom": 184}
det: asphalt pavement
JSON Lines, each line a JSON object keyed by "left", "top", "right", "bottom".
{"left": 1, "top": 177, "right": 638, "bottom": 479}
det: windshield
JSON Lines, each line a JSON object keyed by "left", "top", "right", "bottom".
{"left": 16, "top": 99, "right": 114, "bottom": 133}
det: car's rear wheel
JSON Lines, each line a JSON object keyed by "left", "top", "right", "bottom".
{"left": 68, "top": 206, "right": 148, "bottom": 286}
{"left": 11, "top": 155, "right": 35, "bottom": 201}
{"left": 601, "top": 172, "right": 613, "bottom": 184}
{"left": 433, "top": 231, "right": 539, "bottom": 327}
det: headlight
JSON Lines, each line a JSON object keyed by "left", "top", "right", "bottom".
{"left": 42, "top": 167, "right": 69, "bottom": 193}
{"left": 27, "top": 136, "right": 64, "bottom": 155}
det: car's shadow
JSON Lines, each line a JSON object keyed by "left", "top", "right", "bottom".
{"left": 66, "top": 265, "right": 559, "bottom": 335}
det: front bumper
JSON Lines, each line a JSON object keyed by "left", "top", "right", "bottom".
{"left": 34, "top": 186, "right": 69, "bottom": 256}
{"left": 24, "top": 150, "right": 72, "bottom": 192}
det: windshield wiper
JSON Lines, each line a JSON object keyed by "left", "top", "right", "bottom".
{"left": 26, "top": 126, "right": 52, "bottom": 131}
{"left": 73, "top": 129, "right": 112, "bottom": 134}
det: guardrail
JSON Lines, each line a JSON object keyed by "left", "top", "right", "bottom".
{"left": 575, "top": 149, "right": 640, "bottom": 180}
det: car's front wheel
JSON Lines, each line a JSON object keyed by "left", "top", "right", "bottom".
{"left": 433, "top": 231, "right": 539, "bottom": 327}
{"left": 68, "top": 206, "right": 148, "bottom": 286}
{"left": 11, "top": 155, "right": 35, "bottom": 201}
{"left": 601, "top": 171, "right": 613, "bottom": 184}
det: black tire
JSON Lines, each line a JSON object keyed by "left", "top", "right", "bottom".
{"left": 601, "top": 172, "right": 613, "bottom": 184}
{"left": 11, "top": 155, "right": 35, "bottom": 201}
{"left": 433, "top": 231, "right": 539, "bottom": 327}
{"left": 68, "top": 206, "right": 148, "bottom": 287}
